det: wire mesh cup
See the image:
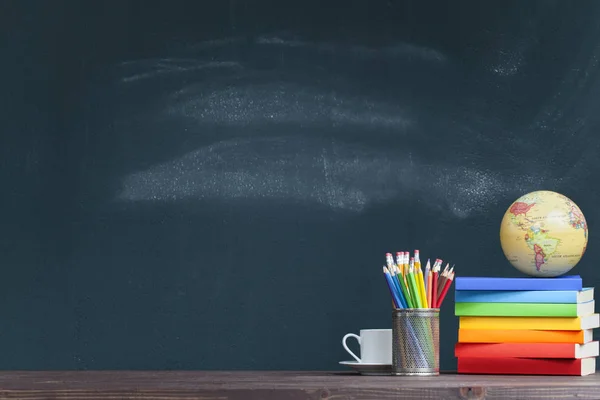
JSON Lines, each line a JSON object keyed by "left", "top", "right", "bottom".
{"left": 391, "top": 308, "right": 439, "bottom": 375}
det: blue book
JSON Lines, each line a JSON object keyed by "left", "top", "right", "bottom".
{"left": 455, "top": 275, "right": 582, "bottom": 291}
{"left": 455, "top": 288, "right": 594, "bottom": 304}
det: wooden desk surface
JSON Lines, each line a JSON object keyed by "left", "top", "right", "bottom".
{"left": 0, "top": 371, "right": 597, "bottom": 399}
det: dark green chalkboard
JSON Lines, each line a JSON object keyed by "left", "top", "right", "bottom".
{"left": 1, "top": 0, "right": 599, "bottom": 370}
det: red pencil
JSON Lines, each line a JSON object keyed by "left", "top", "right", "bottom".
{"left": 437, "top": 263, "right": 449, "bottom": 297}
{"left": 431, "top": 259, "right": 439, "bottom": 308}
{"left": 437, "top": 271, "right": 455, "bottom": 307}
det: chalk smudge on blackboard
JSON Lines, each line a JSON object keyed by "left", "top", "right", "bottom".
{"left": 166, "top": 83, "right": 412, "bottom": 129}
{"left": 120, "top": 60, "right": 242, "bottom": 83}
{"left": 116, "top": 136, "right": 547, "bottom": 217}
{"left": 109, "top": 33, "right": 571, "bottom": 218}
{"left": 255, "top": 36, "right": 447, "bottom": 63}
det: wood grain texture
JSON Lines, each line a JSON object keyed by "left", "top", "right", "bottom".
{"left": 0, "top": 371, "right": 598, "bottom": 399}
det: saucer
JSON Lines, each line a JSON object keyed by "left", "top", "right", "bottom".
{"left": 339, "top": 361, "right": 392, "bottom": 375}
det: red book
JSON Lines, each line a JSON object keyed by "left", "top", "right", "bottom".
{"left": 455, "top": 342, "right": 599, "bottom": 359}
{"left": 458, "top": 357, "right": 596, "bottom": 376}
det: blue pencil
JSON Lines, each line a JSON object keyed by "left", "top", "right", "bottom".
{"left": 383, "top": 268, "right": 401, "bottom": 308}
{"left": 391, "top": 266, "right": 409, "bottom": 308}
{"left": 383, "top": 267, "right": 404, "bottom": 308}
{"left": 385, "top": 267, "right": 405, "bottom": 308}
{"left": 390, "top": 266, "right": 409, "bottom": 308}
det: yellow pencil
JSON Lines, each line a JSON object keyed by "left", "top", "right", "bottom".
{"left": 420, "top": 268, "right": 429, "bottom": 308}
{"left": 414, "top": 251, "right": 428, "bottom": 308}
{"left": 407, "top": 264, "right": 422, "bottom": 308}
{"left": 409, "top": 257, "right": 422, "bottom": 308}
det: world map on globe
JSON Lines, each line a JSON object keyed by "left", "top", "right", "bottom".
{"left": 499, "top": 190, "right": 588, "bottom": 277}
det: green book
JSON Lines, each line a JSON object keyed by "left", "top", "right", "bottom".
{"left": 455, "top": 300, "right": 595, "bottom": 317}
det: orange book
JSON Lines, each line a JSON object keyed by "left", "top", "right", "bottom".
{"left": 455, "top": 341, "right": 599, "bottom": 359}
{"left": 458, "top": 328, "right": 593, "bottom": 344}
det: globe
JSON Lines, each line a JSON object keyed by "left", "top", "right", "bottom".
{"left": 499, "top": 190, "right": 588, "bottom": 277}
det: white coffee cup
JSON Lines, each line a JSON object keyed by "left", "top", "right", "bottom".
{"left": 342, "top": 329, "right": 392, "bottom": 364}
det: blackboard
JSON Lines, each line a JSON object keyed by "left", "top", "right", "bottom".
{"left": 1, "top": 0, "right": 599, "bottom": 370}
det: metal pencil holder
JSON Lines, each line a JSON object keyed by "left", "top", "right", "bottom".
{"left": 391, "top": 308, "right": 439, "bottom": 376}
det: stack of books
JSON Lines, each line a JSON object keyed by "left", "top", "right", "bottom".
{"left": 454, "top": 275, "right": 598, "bottom": 376}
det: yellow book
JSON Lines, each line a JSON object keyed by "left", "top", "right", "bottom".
{"left": 459, "top": 314, "right": 600, "bottom": 331}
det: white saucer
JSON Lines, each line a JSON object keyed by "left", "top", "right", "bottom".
{"left": 339, "top": 361, "right": 392, "bottom": 375}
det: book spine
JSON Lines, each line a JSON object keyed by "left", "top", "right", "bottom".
{"left": 455, "top": 302, "right": 577, "bottom": 317}
{"left": 458, "top": 316, "right": 585, "bottom": 331}
{"left": 455, "top": 290, "right": 576, "bottom": 303}
{"left": 455, "top": 343, "right": 575, "bottom": 358}
{"left": 455, "top": 277, "right": 582, "bottom": 291}
{"left": 457, "top": 357, "right": 586, "bottom": 375}
{"left": 458, "top": 329, "right": 585, "bottom": 344}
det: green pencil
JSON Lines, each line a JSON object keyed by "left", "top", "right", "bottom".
{"left": 396, "top": 270, "right": 414, "bottom": 308}
{"left": 408, "top": 267, "right": 422, "bottom": 308}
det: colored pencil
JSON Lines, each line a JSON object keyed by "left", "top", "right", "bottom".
{"left": 395, "top": 266, "right": 414, "bottom": 308}
{"left": 411, "top": 256, "right": 421, "bottom": 306}
{"left": 386, "top": 253, "right": 395, "bottom": 269}
{"left": 383, "top": 266, "right": 403, "bottom": 308}
{"left": 388, "top": 266, "right": 403, "bottom": 307}
{"left": 415, "top": 251, "right": 429, "bottom": 308}
{"left": 408, "top": 257, "right": 417, "bottom": 302}
{"left": 437, "top": 263, "right": 449, "bottom": 299}
{"left": 392, "top": 266, "right": 409, "bottom": 308}
{"left": 426, "top": 260, "right": 432, "bottom": 308}
{"left": 432, "top": 260, "right": 440, "bottom": 308}
{"left": 437, "top": 270, "right": 455, "bottom": 307}
{"left": 395, "top": 252, "right": 403, "bottom": 276}
{"left": 383, "top": 266, "right": 398, "bottom": 308}
{"left": 424, "top": 259, "right": 430, "bottom": 293}
{"left": 435, "top": 275, "right": 444, "bottom": 307}
{"left": 418, "top": 267, "right": 428, "bottom": 308}
{"left": 392, "top": 263, "right": 412, "bottom": 309}
{"left": 403, "top": 253, "right": 410, "bottom": 289}
{"left": 408, "top": 265, "right": 422, "bottom": 308}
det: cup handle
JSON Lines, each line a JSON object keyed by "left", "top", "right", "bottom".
{"left": 342, "top": 333, "right": 361, "bottom": 363}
